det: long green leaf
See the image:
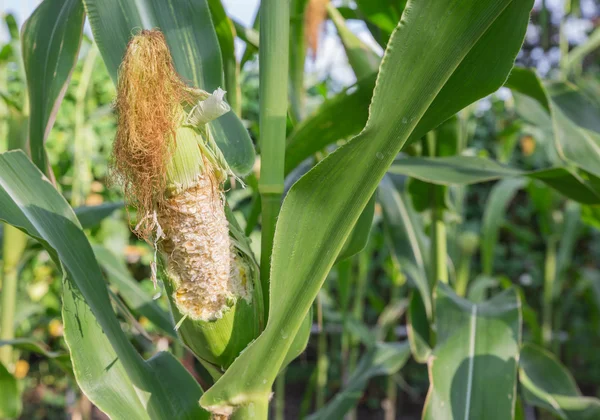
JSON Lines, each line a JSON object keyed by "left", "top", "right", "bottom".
{"left": 389, "top": 156, "right": 600, "bottom": 204}
{"left": 423, "top": 284, "right": 521, "bottom": 420}
{"left": 327, "top": 4, "right": 381, "bottom": 79}
{"left": 21, "top": 0, "right": 85, "bottom": 175}
{"left": 520, "top": 343, "right": 600, "bottom": 420}
{"left": 379, "top": 176, "right": 431, "bottom": 316}
{"left": 306, "top": 342, "right": 410, "bottom": 420}
{"left": 285, "top": 73, "right": 376, "bottom": 174}
{"left": 337, "top": 194, "right": 375, "bottom": 263}
{"left": 74, "top": 202, "right": 123, "bottom": 229}
{"left": 0, "top": 338, "right": 69, "bottom": 361}
{"left": 507, "top": 68, "right": 600, "bottom": 184}
{"left": 0, "top": 362, "right": 20, "bottom": 418}
{"left": 481, "top": 178, "right": 526, "bottom": 276}
{"left": 208, "top": 0, "right": 241, "bottom": 114}
{"left": 0, "top": 151, "right": 206, "bottom": 419}
{"left": 82, "top": 0, "right": 255, "bottom": 175}
{"left": 564, "top": 26, "right": 600, "bottom": 75}
{"left": 201, "top": 0, "right": 533, "bottom": 413}
{"left": 93, "top": 245, "right": 176, "bottom": 337}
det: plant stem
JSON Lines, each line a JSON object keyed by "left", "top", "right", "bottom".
{"left": 316, "top": 292, "right": 328, "bottom": 409}
{"left": 337, "top": 259, "right": 352, "bottom": 388}
{"left": 384, "top": 266, "right": 403, "bottom": 420}
{"left": 274, "top": 369, "right": 286, "bottom": 420}
{"left": 231, "top": 396, "right": 270, "bottom": 420}
{"left": 347, "top": 250, "right": 369, "bottom": 420}
{"left": 0, "top": 225, "right": 26, "bottom": 367}
{"left": 258, "top": 0, "right": 290, "bottom": 321}
{"left": 455, "top": 252, "right": 471, "bottom": 297}
{"left": 289, "top": 0, "right": 308, "bottom": 122}
{"left": 559, "top": 0, "right": 571, "bottom": 78}
{"left": 384, "top": 373, "right": 398, "bottom": 420}
{"left": 431, "top": 198, "right": 448, "bottom": 285}
{"left": 542, "top": 237, "right": 557, "bottom": 349}
{"left": 423, "top": 132, "right": 448, "bottom": 286}
{"left": 540, "top": 0, "right": 550, "bottom": 51}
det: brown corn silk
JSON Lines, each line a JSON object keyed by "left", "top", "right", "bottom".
{"left": 112, "top": 29, "right": 194, "bottom": 239}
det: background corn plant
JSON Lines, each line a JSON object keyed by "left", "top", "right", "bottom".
{"left": 0, "top": 0, "right": 600, "bottom": 419}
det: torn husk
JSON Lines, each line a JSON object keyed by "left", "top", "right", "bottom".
{"left": 112, "top": 29, "right": 262, "bottom": 367}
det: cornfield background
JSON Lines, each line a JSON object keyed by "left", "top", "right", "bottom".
{"left": 0, "top": 0, "right": 600, "bottom": 419}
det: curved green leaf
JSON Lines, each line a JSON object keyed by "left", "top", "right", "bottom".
{"left": 389, "top": 156, "right": 600, "bottom": 204}
{"left": 520, "top": 343, "right": 600, "bottom": 420}
{"left": 379, "top": 176, "right": 431, "bottom": 316}
{"left": 507, "top": 68, "right": 600, "bottom": 185}
{"left": 74, "top": 202, "right": 123, "bottom": 229}
{"left": 406, "top": 290, "right": 432, "bottom": 363}
{"left": 93, "top": 245, "right": 176, "bottom": 337}
{"left": 564, "top": 26, "right": 600, "bottom": 75}
{"left": 22, "top": 0, "right": 85, "bottom": 175}
{"left": 328, "top": 4, "right": 381, "bottom": 80}
{"left": 285, "top": 74, "right": 376, "bottom": 174}
{"left": 423, "top": 284, "right": 521, "bottom": 420}
{"left": 0, "top": 338, "right": 69, "bottom": 361}
{"left": 0, "top": 151, "right": 206, "bottom": 419}
{"left": 481, "top": 178, "right": 526, "bottom": 276}
{"left": 82, "top": 0, "right": 255, "bottom": 175}
{"left": 201, "top": 0, "right": 533, "bottom": 413}
{"left": 208, "top": 0, "right": 241, "bottom": 114}
{"left": 337, "top": 194, "right": 375, "bottom": 263}
{"left": 0, "top": 362, "right": 20, "bottom": 418}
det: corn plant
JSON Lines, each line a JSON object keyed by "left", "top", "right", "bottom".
{"left": 1, "top": 0, "right": 600, "bottom": 419}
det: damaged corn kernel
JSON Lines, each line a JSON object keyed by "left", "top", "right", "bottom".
{"left": 158, "top": 176, "right": 252, "bottom": 321}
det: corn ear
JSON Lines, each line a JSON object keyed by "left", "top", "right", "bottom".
{"left": 112, "top": 30, "right": 263, "bottom": 372}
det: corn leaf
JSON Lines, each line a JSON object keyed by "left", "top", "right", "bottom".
{"left": 480, "top": 178, "right": 526, "bottom": 277}
{"left": 208, "top": 0, "right": 241, "bottom": 115}
{"left": 21, "top": 0, "right": 85, "bottom": 176}
{"left": 328, "top": 4, "right": 380, "bottom": 79}
{"left": 201, "top": 0, "right": 533, "bottom": 413}
{"left": 423, "top": 284, "right": 521, "bottom": 419}
{"left": 93, "top": 245, "right": 176, "bottom": 337}
{"left": 0, "top": 339, "right": 72, "bottom": 372}
{"left": 0, "top": 150, "right": 207, "bottom": 419}
{"left": 285, "top": 73, "right": 376, "bottom": 174}
{"left": 507, "top": 68, "right": 600, "bottom": 184}
{"left": 82, "top": 0, "right": 255, "bottom": 176}
{"left": 0, "top": 362, "right": 20, "bottom": 418}
{"left": 74, "top": 202, "right": 123, "bottom": 229}
{"left": 388, "top": 156, "right": 600, "bottom": 204}
{"left": 337, "top": 193, "right": 375, "bottom": 263}
{"left": 520, "top": 343, "right": 600, "bottom": 419}
{"left": 406, "top": 291, "right": 432, "bottom": 363}
{"left": 379, "top": 176, "right": 431, "bottom": 316}
{"left": 564, "top": 26, "right": 600, "bottom": 75}
{"left": 0, "top": 338, "right": 69, "bottom": 361}
{"left": 306, "top": 342, "right": 410, "bottom": 420}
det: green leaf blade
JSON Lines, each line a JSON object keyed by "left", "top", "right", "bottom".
{"left": 22, "top": 0, "right": 85, "bottom": 175}
{"left": 423, "top": 284, "right": 522, "bottom": 420}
